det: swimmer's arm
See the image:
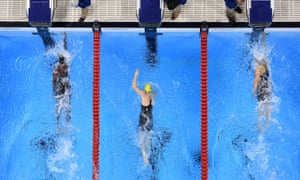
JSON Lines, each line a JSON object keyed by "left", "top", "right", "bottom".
{"left": 253, "top": 69, "right": 260, "bottom": 95}
{"left": 63, "top": 32, "right": 67, "bottom": 50}
{"left": 53, "top": 70, "right": 58, "bottom": 89}
{"left": 132, "top": 69, "right": 145, "bottom": 97}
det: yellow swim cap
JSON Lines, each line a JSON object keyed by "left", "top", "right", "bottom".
{"left": 144, "top": 84, "right": 152, "bottom": 93}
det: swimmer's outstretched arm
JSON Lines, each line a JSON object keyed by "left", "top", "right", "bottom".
{"left": 253, "top": 67, "right": 260, "bottom": 97}
{"left": 63, "top": 32, "right": 67, "bottom": 50}
{"left": 132, "top": 69, "right": 146, "bottom": 97}
{"left": 52, "top": 69, "right": 58, "bottom": 91}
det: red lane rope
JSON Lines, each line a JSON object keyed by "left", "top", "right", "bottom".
{"left": 201, "top": 30, "right": 208, "bottom": 180}
{"left": 93, "top": 28, "right": 100, "bottom": 180}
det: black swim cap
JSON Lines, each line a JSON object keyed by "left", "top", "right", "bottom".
{"left": 167, "top": 0, "right": 179, "bottom": 10}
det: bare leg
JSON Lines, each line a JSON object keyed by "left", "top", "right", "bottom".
{"left": 257, "top": 103, "right": 264, "bottom": 133}
{"left": 141, "top": 146, "right": 149, "bottom": 164}
{"left": 64, "top": 101, "right": 71, "bottom": 134}
{"left": 140, "top": 131, "right": 151, "bottom": 164}
{"left": 79, "top": 8, "right": 89, "bottom": 22}
{"left": 261, "top": 31, "right": 266, "bottom": 47}
{"left": 56, "top": 98, "right": 63, "bottom": 133}
{"left": 57, "top": 116, "right": 62, "bottom": 133}
{"left": 226, "top": 8, "right": 236, "bottom": 23}
{"left": 171, "top": 5, "right": 182, "bottom": 20}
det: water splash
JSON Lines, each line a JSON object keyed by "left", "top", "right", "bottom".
{"left": 135, "top": 129, "right": 171, "bottom": 179}
{"left": 250, "top": 40, "right": 281, "bottom": 130}
{"left": 245, "top": 134, "right": 277, "bottom": 180}
{"left": 252, "top": 45, "right": 271, "bottom": 62}
{"left": 47, "top": 136, "right": 78, "bottom": 179}
{"left": 45, "top": 42, "right": 72, "bottom": 64}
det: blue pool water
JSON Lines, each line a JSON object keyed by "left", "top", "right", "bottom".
{"left": 0, "top": 29, "right": 200, "bottom": 179}
{"left": 208, "top": 29, "right": 300, "bottom": 180}
{"left": 0, "top": 28, "right": 299, "bottom": 180}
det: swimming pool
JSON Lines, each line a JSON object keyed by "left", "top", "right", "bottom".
{"left": 0, "top": 28, "right": 200, "bottom": 179}
{"left": 0, "top": 28, "right": 299, "bottom": 179}
{"left": 208, "top": 29, "right": 300, "bottom": 180}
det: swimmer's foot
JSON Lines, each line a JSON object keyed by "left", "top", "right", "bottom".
{"left": 257, "top": 120, "right": 265, "bottom": 133}
{"left": 57, "top": 126, "right": 62, "bottom": 134}
{"left": 142, "top": 149, "right": 149, "bottom": 164}
{"left": 259, "top": 127, "right": 266, "bottom": 134}
{"left": 64, "top": 128, "right": 69, "bottom": 134}
{"left": 265, "top": 119, "right": 270, "bottom": 129}
{"left": 143, "top": 156, "right": 149, "bottom": 164}
{"left": 257, "top": 123, "right": 267, "bottom": 133}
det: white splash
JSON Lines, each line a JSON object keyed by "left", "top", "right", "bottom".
{"left": 47, "top": 137, "right": 78, "bottom": 179}
{"left": 46, "top": 43, "right": 72, "bottom": 64}
{"left": 251, "top": 43, "right": 272, "bottom": 66}
{"left": 245, "top": 135, "right": 275, "bottom": 179}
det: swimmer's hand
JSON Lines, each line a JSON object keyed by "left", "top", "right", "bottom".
{"left": 57, "top": 126, "right": 62, "bottom": 134}
{"left": 134, "top": 69, "right": 139, "bottom": 77}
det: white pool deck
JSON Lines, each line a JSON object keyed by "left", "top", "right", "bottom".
{"left": 0, "top": 0, "right": 299, "bottom": 23}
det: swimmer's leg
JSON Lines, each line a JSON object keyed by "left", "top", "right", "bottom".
{"left": 64, "top": 96, "right": 71, "bottom": 134}
{"left": 257, "top": 102, "right": 264, "bottom": 133}
{"left": 257, "top": 101, "right": 271, "bottom": 133}
{"left": 56, "top": 98, "right": 63, "bottom": 133}
{"left": 265, "top": 102, "right": 271, "bottom": 129}
{"left": 141, "top": 146, "right": 149, "bottom": 164}
{"left": 140, "top": 131, "right": 151, "bottom": 164}
{"left": 56, "top": 116, "right": 62, "bottom": 134}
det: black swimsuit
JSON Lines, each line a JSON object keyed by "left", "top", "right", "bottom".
{"left": 55, "top": 64, "right": 71, "bottom": 96}
{"left": 256, "top": 65, "right": 271, "bottom": 102}
{"left": 139, "top": 100, "right": 153, "bottom": 131}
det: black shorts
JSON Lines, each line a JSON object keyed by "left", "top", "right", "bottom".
{"left": 55, "top": 81, "right": 71, "bottom": 96}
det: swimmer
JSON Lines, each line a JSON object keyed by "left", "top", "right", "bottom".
{"left": 132, "top": 69, "right": 154, "bottom": 164}
{"left": 52, "top": 33, "right": 71, "bottom": 133}
{"left": 253, "top": 58, "right": 272, "bottom": 132}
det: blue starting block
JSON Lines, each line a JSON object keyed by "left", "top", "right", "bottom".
{"left": 28, "top": 0, "right": 54, "bottom": 26}
{"left": 137, "top": 0, "right": 164, "bottom": 27}
{"left": 248, "top": 0, "right": 273, "bottom": 27}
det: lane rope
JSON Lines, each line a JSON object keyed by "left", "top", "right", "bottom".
{"left": 92, "top": 23, "right": 100, "bottom": 180}
{"left": 200, "top": 24, "right": 208, "bottom": 180}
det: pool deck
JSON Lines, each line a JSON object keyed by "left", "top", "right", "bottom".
{"left": 0, "top": 0, "right": 299, "bottom": 24}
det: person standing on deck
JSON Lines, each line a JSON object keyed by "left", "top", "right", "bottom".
{"left": 164, "top": 0, "right": 187, "bottom": 20}
{"left": 224, "top": 0, "right": 245, "bottom": 23}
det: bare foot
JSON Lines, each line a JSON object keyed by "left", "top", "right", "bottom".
{"left": 142, "top": 149, "right": 149, "bottom": 164}
{"left": 57, "top": 126, "right": 62, "bottom": 134}
{"left": 171, "top": 5, "right": 182, "bottom": 20}
{"left": 143, "top": 155, "right": 149, "bottom": 164}
{"left": 64, "top": 127, "right": 69, "bottom": 134}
